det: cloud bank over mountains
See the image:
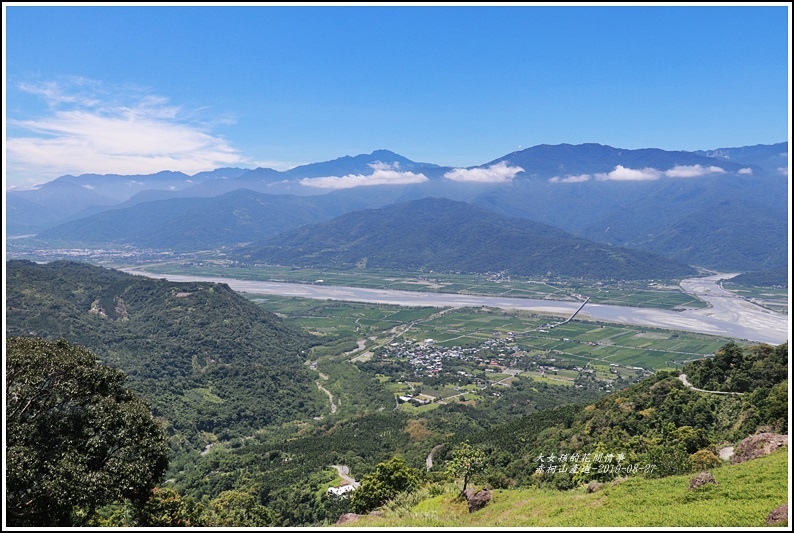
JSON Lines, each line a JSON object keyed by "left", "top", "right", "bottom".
{"left": 300, "top": 162, "right": 429, "bottom": 189}
{"left": 6, "top": 78, "right": 785, "bottom": 191}
{"left": 442, "top": 161, "right": 525, "bottom": 183}
{"left": 301, "top": 159, "right": 752, "bottom": 190}
{"left": 299, "top": 160, "right": 527, "bottom": 189}
{"left": 550, "top": 163, "right": 733, "bottom": 183}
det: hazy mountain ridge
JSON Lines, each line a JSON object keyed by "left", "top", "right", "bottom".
{"left": 7, "top": 142, "right": 789, "bottom": 272}
{"left": 35, "top": 189, "right": 337, "bottom": 250}
{"left": 6, "top": 179, "right": 119, "bottom": 234}
{"left": 694, "top": 142, "right": 788, "bottom": 172}
{"left": 482, "top": 142, "right": 768, "bottom": 179}
{"left": 233, "top": 197, "right": 698, "bottom": 280}
{"left": 470, "top": 170, "right": 787, "bottom": 271}
{"left": 10, "top": 142, "right": 785, "bottom": 215}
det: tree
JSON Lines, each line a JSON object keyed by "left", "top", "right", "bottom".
{"left": 6, "top": 337, "right": 170, "bottom": 526}
{"left": 207, "top": 490, "right": 275, "bottom": 526}
{"left": 446, "top": 440, "right": 486, "bottom": 495}
{"left": 690, "top": 450, "right": 722, "bottom": 472}
{"left": 137, "top": 487, "right": 208, "bottom": 527}
{"left": 642, "top": 443, "right": 692, "bottom": 478}
{"left": 350, "top": 456, "right": 423, "bottom": 514}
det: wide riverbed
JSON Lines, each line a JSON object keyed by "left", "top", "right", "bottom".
{"left": 125, "top": 270, "right": 788, "bottom": 345}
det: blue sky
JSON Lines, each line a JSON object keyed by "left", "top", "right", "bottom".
{"left": 3, "top": 3, "right": 791, "bottom": 189}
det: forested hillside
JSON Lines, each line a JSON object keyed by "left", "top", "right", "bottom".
{"left": 34, "top": 189, "right": 334, "bottom": 249}
{"left": 138, "top": 340, "right": 788, "bottom": 526}
{"left": 5, "top": 260, "right": 326, "bottom": 447}
{"left": 234, "top": 197, "right": 697, "bottom": 280}
{"left": 725, "top": 268, "right": 788, "bottom": 288}
{"left": 684, "top": 341, "right": 788, "bottom": 393}
{"left": 454, "top": 342, "right": 788, "bottom": 489}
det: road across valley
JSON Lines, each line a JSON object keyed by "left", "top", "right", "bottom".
{"left": 123, "top": 270, "right": 788, "bottom": 345}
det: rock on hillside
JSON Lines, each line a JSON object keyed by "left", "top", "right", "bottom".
{"left": 689, "top": 472, "right": 718, "bottom": 490}
{"left": 766, "top": 503, "right": 788, "bottom": 525}
{"left": 731, "top": 433, "right": 788, "bottom": 464}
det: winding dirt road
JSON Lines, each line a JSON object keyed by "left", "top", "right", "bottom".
{"left": 316, "top": 381, "right": 337, "bottom": 414}
{"left": 331, "top": 465, "right": 360, "bottom": 487}
{"left": 678, "top": 373, "right": 744, "bottom": 396}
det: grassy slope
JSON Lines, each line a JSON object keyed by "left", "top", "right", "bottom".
{"left": 346, "top": 449, "right": 788, "bottom": 527}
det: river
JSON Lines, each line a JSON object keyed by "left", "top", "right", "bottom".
{"left": 123, "top": 269, "right": 788, "bottom": 345}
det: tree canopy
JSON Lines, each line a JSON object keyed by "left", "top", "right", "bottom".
{"left": 446, "top": 440, "right": 487, "bottom": 494}
{"left": 6, "top": 337, "right": 170, "bottom": 526}
{"left": 350, "top": 456, "right": 424, "bottom": 514}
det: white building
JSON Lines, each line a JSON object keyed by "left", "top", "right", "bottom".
{"left": 327, "top": 484, "right": 356, "bottom": 497}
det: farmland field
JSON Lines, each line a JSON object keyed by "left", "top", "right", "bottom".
{"left": 720, "top": 284, "right": 789, "bottom": 315}
{"left": 247, "top": 295, "right": 740, "bottom": 386}
{"left": 131, "top": 261, "right": 708, "bottom": 310}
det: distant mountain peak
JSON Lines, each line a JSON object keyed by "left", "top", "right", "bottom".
{"left": 369, "top": 148, "right": 403, "bottom": 158}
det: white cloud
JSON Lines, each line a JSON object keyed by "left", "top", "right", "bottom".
{"left": 81, "top": 184, "right": 95, "bottom": 190}
{"left": 18, "top": 78, "right": 103, "bottom": 108}
{"left": 551, "top": 164, "right": 734, "bottom": 183}
{"left": 664, "top": 164, "right": 725, "bottom": 178}
{"left": 443, "top": 161, "right": 524, "bottom": 183}
{"left": 595, "top": 165, "right": 663, "bottom": 181}
{"left": 6, "top": 79, "right": 251, "bottom": 187}
{"left": 369, "top": 161, "right": 400, "bottom": 171}
{"left": 549, "top": 174, "right": 591, "bottom": 183}
{"left": 300, "top": 169, "right": 428, "bottom": 189}
{"left": 738, "top": 167, "right": 753, "bottom": 175}
{"left": 777, "top": 167, "right": 789, "bottom": 177}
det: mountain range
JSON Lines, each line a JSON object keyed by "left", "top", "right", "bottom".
{"left": 233, "top": 197, "right": 697, "bottom": 280}
{"left": 7, "top": 142, "right": 789, "bottom": 273}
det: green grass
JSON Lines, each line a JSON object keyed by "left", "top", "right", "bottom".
{"left": 344, "top": 449, "right": 789, "bottom": 527}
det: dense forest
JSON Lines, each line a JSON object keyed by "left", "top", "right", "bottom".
{"left": 725, "top": 268, "right": 788, "bottom": 288}
{"left": 684, "top": 341, "right": 788, "bottom": 394}
{"left": 5, "top": 259, "right": 326, "bottom": 448}
{"left": 233, "top": 198, "right": 697, "bottom": 280}
{"left": 161, "top": 341, "right": 787, "bottom": 522}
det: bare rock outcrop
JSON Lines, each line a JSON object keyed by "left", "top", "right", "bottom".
{"left": 464, "top": 487, "right": 493, "bottom": 513}
{"left": 335, "top": 513, "right": 361, "bottom": 525}
{"left": 766, "top": 503, "right": 788, "bottom": 525}
{"left": 731, "top": 433, "right": 788, "bottom": 465}
{"left": 717, "top": 446, "right": 734, "bottom": 461}
{"left": 688, "top": 471, "right": 718, "bottom": 490}
{"left": 586, "top": 481, "right": 603, "bottom": 493}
